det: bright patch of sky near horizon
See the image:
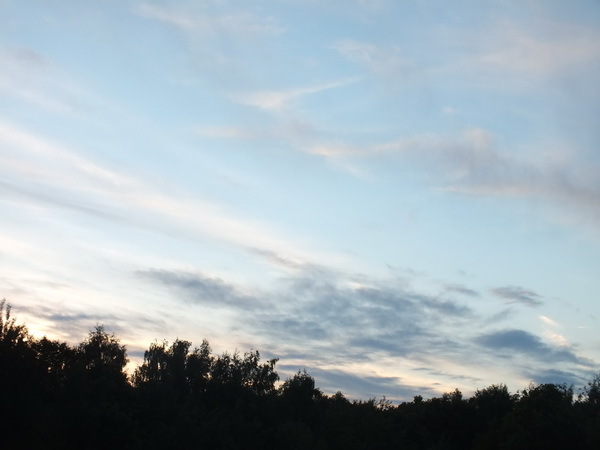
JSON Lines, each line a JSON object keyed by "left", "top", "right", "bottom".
{"left": 1, "top": 0, "right": 599, "bottom": 401}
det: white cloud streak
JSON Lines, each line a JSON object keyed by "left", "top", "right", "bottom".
{"left": 137, "top": 3, "right": 284, "bottom": 37}
{"left": 332, "top": 17, "right": 600, "bottom": 88}
{"left": 474, "top": 21, "right": 600, "bottom": 76}
{"left": 0, "top": 46, "right": 79, "bottom": 114}
{"left": 306, "top": 127, "right": 600, "bottom": 230}
{"left": 0, "top": 121, "right": 338, "bottom": 269}
{"left": 331, "top": 39, "right": 410, "bottom": 76}
{"left": 233, "top": 78, "right": 358, "bottom": 112}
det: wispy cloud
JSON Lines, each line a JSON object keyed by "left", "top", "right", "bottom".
{"left": 484, "top": 308, "right": 517, "bottom": 325}
{"left": 137, "top": 3, "right": 284, "bottom": 37}
{"left": 526, "top": 368, "right": 589, "bottom": 386}
{"left": 445, "top": 284, "right": 480, "bottom": 297}
{"left": 307, "top": 127, "right": 600, "bottom": 231}
{"left": 287, "top": 365, "right": 434, "bottom": 401}
{"left": 194, "top": 126, "right": 261, "bottom": 140}
{"left": 476, "top": 329, "right": 590, "bottom": 366}
{"left": 0, "top": 121, "right": 128, "bottom": 187}
{"left": 473, "top": 20, "right": 600, "bottom": 77}
{"left": 332, "top": 17, "right": 600, "bottom": 85}
{"left": 232, "top": 78, "right": 357, "bottom": 112}
{"left": 539, "top": 315, "right": 560, "bottom": 327}
{"left": 136, "top": 263, "right": 498, "bottom": 398}
{"left": 0, "top": 122, "right": 336, "bottom": 268}
{"left": 331, "top": 39, "right": 410, "bottom": 76}
{"left": 491, "top": 286, "right": 543, "bottom": 308}
{"left": 0, "top": 45, "right": 83, "bottom": 114}
{"left": 135, "top": 2, "right": 285, "bottom": 76}
{"left": 136, "top": 269, "right": 263, "bottom": 311}
{"left": 13, "top": 300, "right": 168, "bottom": 345}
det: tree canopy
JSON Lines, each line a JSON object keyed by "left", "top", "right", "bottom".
{"left": 1, "top": 300, "right": 598, "bottom": 449}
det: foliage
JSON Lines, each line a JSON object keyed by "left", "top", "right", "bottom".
{"left": 0, "top": 298, "right": 29, "bottom": 346}
{"left": 79, "top": 325, "right": 128, "bottom": 378}
{"left": 1, "top": 300, "right": 599, "bottom": 449}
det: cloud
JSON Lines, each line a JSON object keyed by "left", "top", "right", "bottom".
{"left": 136, "top": 262, "right": 475, "bottom": 369}
{"left": 135, "top": 2, "right": 285, "bottom": 78}
{"left": 445, "top": 284, "right": 480, "bottom": 297}
{"left": 248, "top": 247, "right": 307, "bottom": 271}
{"left": 194, "top": 126, "right": 261, "bottom": 140}
{"left": 544, "top": 331, "right": 570, "bottom": 348}
{"left": 0, "top": 122, "right": 338, "bottom": 270}
{"left": 355, "top": 0, "right": 388, "bottom": 11}
{"left": 307, "top": 127, "right": 600, "bottom": 231}
{"left": 273, "top": 271, "right": 472, "bottom": 341}
{"left": 418, "top": 129, "right": 600, "bottom": 230}
{"left": 232, "top": 78, "right": 357, "bottom": 112}
{"left": 194, "top": 117, "right": 322, "bottom": 149}
{"left": 413, "top": 367, "right": 483, "bottom": 388}
{"left": 491, "top": 286, "right": 543, "bottom": 307}
{"left": 474, "top": 21, "right": 600, "bottom": 77}
{"left": 442, "top": 106, "right": 458, "bottom": 115}
{"left": 137, "top": 3, "right": 283, "bottom": 37}
{"left": 280, "top": 365, "right": 435, "bottom": 402}
{"left": 11, "top": 248, "right": 596, "bottom": 399}
{"left": 13, "top": 301, "right": 167, "bottom": 344}
{"left": 332, "top": 16, "right": 600, "bottom": 85}
{"left": 331, "top": 39, "right": 410, "bottom": 76}
{"left": 136, "top": 268, "right": 262, "bottom": 310}
{"left": 0, "top": 121, "right": 129, "bottom": 187}
{"left": 525, "top": 368, "right": 589, "bottom": 387}
{"left": 0, "top": 45, "right": 93, "bottom": 114}
{"left": 484, "top": 308, "right": 516, "bottom": 325}
{"left": 305, "top": 134, "right": 431, "bottom": 160}
{"left": 539, "top": 315, "right": 560, "bottom": 327}
{"left": 476, "top": 329, "right": 588, "bottom": 365}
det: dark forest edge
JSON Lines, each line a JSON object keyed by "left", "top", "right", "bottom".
{"left": 1, "top": 300, "right": 599, "bottom": 450}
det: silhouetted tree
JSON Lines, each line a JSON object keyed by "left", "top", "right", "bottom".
{"left": 185, "top": 339, "right": 213, "bottom": 396}
{"left": 208, "top": 349, "right": 279, "bottom": 398}
{"left": 0, "top": 299, "right": 29, "bottom": 345}
{"left": 132, "top": 339, "right": 193, "bottom": 396}
{"left": 0, "top": 300, "right": 38, "bottom": 446}
{"left": 3, "top": 301, "right": 600, "bottom": 449}
{"left": 278, "top": 369, "right": 323, "bottom": 432}
{"left": 79, "top": 325, "right": 128, "bottom": 379}
{"left": 498, "top": 383, "right": 584, "bottom": 450}
{"left": 581, "top": 373, "right": 600, "bottom": 406}
{"left": 58, "top": 326, "right": 133, "bottom": 449}
{"left": 577, "top": 373, "right": 600, "bottom": 448}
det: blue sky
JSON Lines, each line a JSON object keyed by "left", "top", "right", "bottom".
{"left": 1, "top": 0, "right": 599, "bottom": 401}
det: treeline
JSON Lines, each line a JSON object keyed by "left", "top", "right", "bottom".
{"left": 1, "top": 300, "right": 599, "bottom": 449}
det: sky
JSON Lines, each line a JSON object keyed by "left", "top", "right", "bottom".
{"left": 1, "top": 0, "right": 599, "bottom": 402}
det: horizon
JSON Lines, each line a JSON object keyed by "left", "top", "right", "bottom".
{"left": 1, "top": 0, "right": 599, "bottom": 402}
